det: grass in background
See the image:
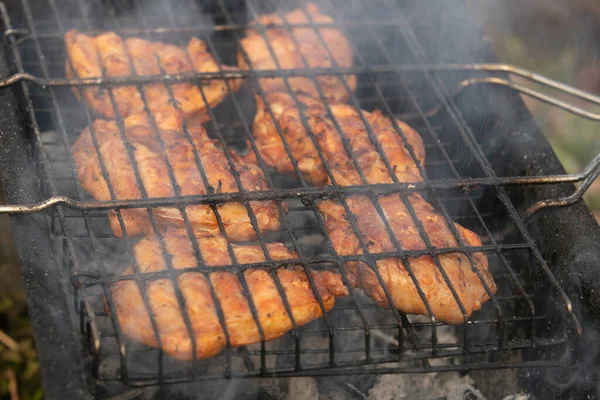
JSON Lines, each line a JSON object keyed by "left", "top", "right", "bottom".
{"left": 0, "top": 189, "right": 42, "bottom": 400}
{"left": 0, "top": 298, "right": 42, "bottom": 400}
{"left": 493, "top": 32, "right": 600, "bottom": 220}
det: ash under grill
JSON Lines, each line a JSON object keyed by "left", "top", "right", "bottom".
{"left": 0, "top": 0, "right": 599, "bottom": 398}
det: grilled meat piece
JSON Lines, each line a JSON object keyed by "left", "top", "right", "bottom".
{"left": 248, "top": 91, "right": 424, "bottom": 185}
{"left": 318, "top": 196, "right": 493, "bottom": 324}
{"left": 111, "top": 228, "right": 349, "bottom": 361}
{"left": 238, "top": 3, "right": 355, "bottom": 103}
{"left": 251, "top": 92, "right": 495, "bottom": 323}
{"left": 65, "top": 30, "right": 243, "bottom": 123}
{"left": 73, "top": 108, "right": 280, "bottom": 241}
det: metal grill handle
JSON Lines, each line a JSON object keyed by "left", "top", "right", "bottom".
{"left": 398, "top": 64, "right": 600, "bottom": 220}
{"left": 0, "top": 61, "right": 596, "bottom": 218}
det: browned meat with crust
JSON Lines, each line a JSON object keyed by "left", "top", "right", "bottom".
{"left": 65, "top": 30, "right": 243, "bottom": 123}
{"left": 318, "top": 195, "right": 493, "bottom": 324}
{"left": 247, "top": 91, "right": 424, "bottom": 185}
{"left": 238, "top": 3, "right": 355, "bottom": 103}
{"left": 73, "top": 108, "right": 280, "bottom": 241}
{"left": 111, "top": 228, "right": 349, "bottom": 361}
{"left": 251, "top": 92, "right": 496, "bottom": 323}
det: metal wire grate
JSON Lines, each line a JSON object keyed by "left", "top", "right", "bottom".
{"left": 0, "top": 0, "right": 595, "bottom": 387}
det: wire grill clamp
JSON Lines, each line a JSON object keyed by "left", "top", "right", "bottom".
{"left": 0, "top": 0, "right": 593, "bottom": 384}
{"left": 0, "top": 63, "right": 597, "bottom": 219}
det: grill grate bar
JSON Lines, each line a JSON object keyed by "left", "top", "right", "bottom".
{"left": 6, "top": 18, "right": 408, "bottom": 40}
{"left": 113, "top": 359, "right": 569, "bottom": 386}
{"left": 70, "top": 242, "right": 533, "bottom": 286}
{"left": 2, "top": 170, "right": 595, "bottom": 214}
{"left": 94, "top": 331, "right": 560, "bottom": 360}
{"left": 83, "top": 289, "right": 537, "bottom": 320}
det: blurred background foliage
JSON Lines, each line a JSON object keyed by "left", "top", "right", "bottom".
{"left": 1, "top": 0, "right": 599, "bottom": 398}
{"left": 0, "top": 187, "right": 42, "bottom": 400}
{"left": 470, "top": 0, "right": 600, "bottom": 220}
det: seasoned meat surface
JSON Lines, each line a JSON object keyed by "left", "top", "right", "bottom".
{"left": 238, "top": 3, "right": 355, "bottom": 103}
{"left": 318, "top": 195, "right": 493, "bottom": 324}
{"left": 251, "top": 92, "right": 496, "bottom": 323}
{"left": 248, "top": 91, "right": 425, "bottom": 185}
{"left": 65, "top": 30, "right": 243, "bottom": 123}
{"left": 111, "top": 228, "right": 349, "bottom": 360}
{"left": 73, "top": 108, "right": 280, "bottom": 241}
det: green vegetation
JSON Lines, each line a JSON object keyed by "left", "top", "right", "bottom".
{"left": 493, "top": 32, "right": 600, "bottom": 220}
{"left": 0, "top": 296, "right": 42, "bottom": 400}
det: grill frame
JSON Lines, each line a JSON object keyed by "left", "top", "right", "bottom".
{"left": 0, "top": 0, "right": 599, "bottom": 398}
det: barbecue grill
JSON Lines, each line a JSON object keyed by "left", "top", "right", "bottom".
{"left": 0, "top": 0, "right": 599, "bottom": 398}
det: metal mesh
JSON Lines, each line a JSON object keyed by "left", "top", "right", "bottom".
{"left": 0, "top": 0, "right": 578, "bottom": 386}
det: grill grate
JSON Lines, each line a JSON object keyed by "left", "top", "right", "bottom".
{"left": 0, "top": 0, "right": 596, "bottom": 388}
